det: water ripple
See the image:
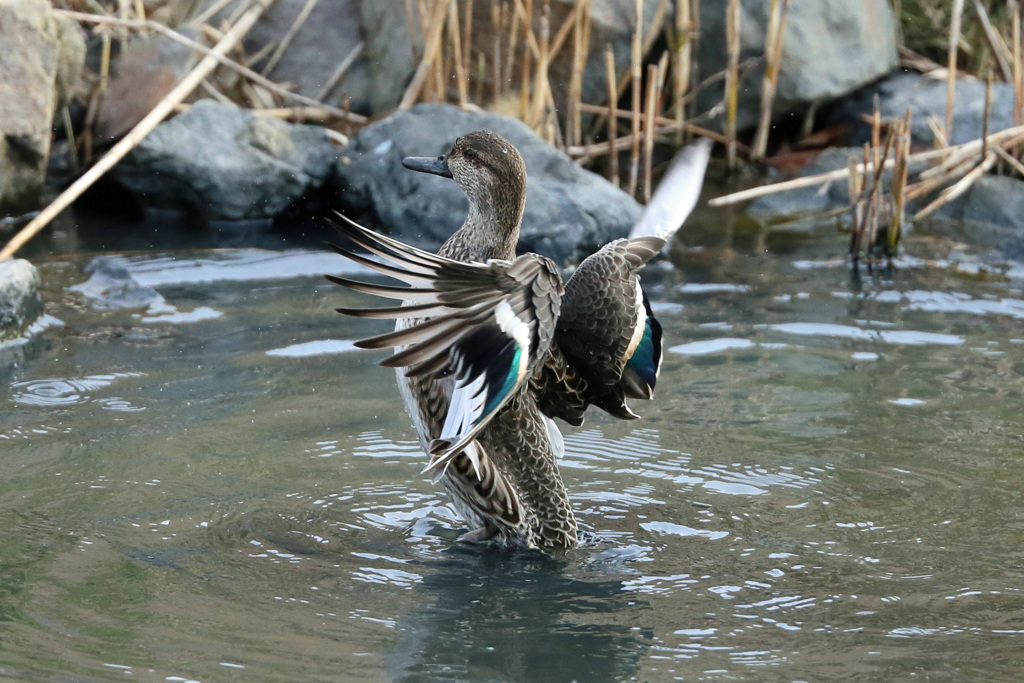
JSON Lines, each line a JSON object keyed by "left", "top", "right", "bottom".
{"left": 10, "top": 372, "right": 145, "bottom": 407}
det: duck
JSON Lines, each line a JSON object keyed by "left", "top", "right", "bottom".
{"left": 328, "top": 130, "right": 711, "bottom": 550}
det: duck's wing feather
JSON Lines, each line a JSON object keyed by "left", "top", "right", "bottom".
{"left": 327, "top": 214, "right": 563, "bottom": 475}
{"left": 536, "top": 236, "right": 666, "bottom": 423}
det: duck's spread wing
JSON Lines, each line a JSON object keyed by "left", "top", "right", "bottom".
{"left": 535, "top": 236, "right": 666, "bottom": 425}
{"left": 327, "top": 214, "right": 563, "bottom": 474}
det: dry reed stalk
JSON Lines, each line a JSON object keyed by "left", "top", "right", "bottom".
{"left": 752, "top": 0, "right": 790, "bottom": 160}
{"left": 529, "top": 2, "right": 552, "bottom": 135}
{"left": 316, "top": 40, "right": 364, "bottom": 103}
{"left": 491, "top": 2, "right": 502, "bottom": 104}
{"left": 1014, "top": 2, "right": 1023, "bottom": 134}
{"left": 578, "top": 102, "right": 734, "bottom": 144}
{"left": 915, "top": 151, "right": 998, "bottom": 219}
{"left": 889, "top": 114, "right": 912, "bottom": 253}
{"left": 193, "top": 0, "right": 235, "bottom": 26}
{"left": 627, "top": 0, "right": 642, "bottom": 197}
{"left": 974, "top": 0, "right": 1013, "bottom": 82}
{"left": 399, "top": 0, "right": 449, "bottom": 108}
{"left": 567, "top": 0, "right": 591, "bottom": 147}
{"left": 848, "top": 154, "right": 864, "bottom": 258}
{"left": 62, "top": 10, "right": 367, "bottom": 122}
{"left": 520, "top": 0, "right": 535, "bottom": 118}
{"left": 983, "top": 72, "right": 993, "bottom": 157}
{"left": 462, "top": 0, "right": 473, "bottom": 79}
{"left": 946, "top": 0, "right": 965, "bottom": 142}
{"left": 673, "top": 0, "right": 692, "bottom": 139}
{"left": 993, "top": 144, "right": 1024, "bottom": 175}
{"left": 447, "top": 0, "right": 468, "bottom": 107}
{"left": 504, "top": 3, "right": 519, "bottom": 90}
{"left": 260, "top": 0, "right": 319, "bottom": 76}
{"left": 0, "top": 0, "right": 274, "bottom": 262}
{"left": 708, "top": 124, "right": 1024, "bottom": 207}
{"left": 568, "top": 123, "right": 729, "bottom": 161}
{"left": 724, "top": 0, "right": 741, "bottom": 170}
{"left": 604, "top": 44, "right": 619, "bottom": 186}
{"left": 642, "top": 63, "right": 658, "bottom": 201}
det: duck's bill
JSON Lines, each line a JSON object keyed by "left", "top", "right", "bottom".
{"left": 402, "top": 155, "right": 453, "bottom": 178}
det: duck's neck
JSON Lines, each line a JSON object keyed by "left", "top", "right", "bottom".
{"left": 439, "top": 190, "right": 524, "bottom": 263}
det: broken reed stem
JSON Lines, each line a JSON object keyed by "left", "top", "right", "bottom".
{"left": 604, "top": 45, "right": 620, "bottom": 186}
{"left": 447, "top": 0, "right": 468, "bottom": 107}
{"left": 0, "top": 0, "right": 274, "bottom": 262}
{"left": 260, "top": 0, "right": 319, "bottom": 76}
{"left": 752, "top": 0, "right": 790, "bottom": 160}
{"left": 708, "top": 124, "right": 1024, "bottom": 207}
{"left": 724, "top": 0, "right": 741, "bottom": 170}
{"left": 890, "top": 113, "right": 912, "bottom": 252}
{"left": 400, "top": 0, "right": 449, "bottom": 108}
{"left": 627, "top": 0, "right": 642, "bottom": 197}
{"left": 946, "top": 0, "right": 965, "bottom": 142}
{"left": 60, "top": 10, "right": 367, "bottom": 122}
{"left": 519, "top": 0, "right": 534, "bottom": 118}
{"left": 973, "top": 0, "right": 1013, "bottom": 83}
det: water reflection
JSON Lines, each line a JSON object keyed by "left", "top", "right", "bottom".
{"left": 386, "top": 548, "right": 648, "bottom": 683}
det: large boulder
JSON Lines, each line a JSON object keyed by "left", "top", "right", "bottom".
{"left": 112, "top": 100, "right": 338, "bottom": 220}
{"left": 0, "top": 0, "right": 85, "bottom": 213}
{"left": 332, "top": 103, "right": 641, "bottom": 263}
{"left": 697, "top": 0, "right": 898, "bottom": 131}
{"left": 0, "top": 258, "right": 43, "bottom": 342}
{"left": 831, "top": 71, "right": 1016, "bottom": 147}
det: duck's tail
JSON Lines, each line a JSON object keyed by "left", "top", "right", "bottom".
{"left": 629, "top": 137, "right": 713, "bottom": 243}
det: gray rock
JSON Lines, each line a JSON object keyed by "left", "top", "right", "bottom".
{"left": 0, "top": 0, "right": 85, "bottom": 213}
{"left": 69, "top": 256, "right": 164, "bottom": 310}
{"left": 930, "top": 175, "right": 1024, "bottom": 260}
{"left": 112, "top": 100, "right": 338, "bottom": 220}
{"left": 832, "top": 71, "right": 1015, "bottom": 147}
{"left": 697, "top": 0, "right": 898, "bottom": 131}
{"left": 0, "top": 259, "right": 43, "bottom": 342}
{"left": 241, "top": 0, "right": 371, "bottom": 113}
{"left": 333, "top": 104, "right": 641, "bottom": 263}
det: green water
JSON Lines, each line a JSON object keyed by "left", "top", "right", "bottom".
{"left": 2, "top": 215, "right": 1024, "bottom": 682}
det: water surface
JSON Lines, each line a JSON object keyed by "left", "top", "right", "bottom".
{"left": 2, "top": 214, "right": 1024, "bottom": 681}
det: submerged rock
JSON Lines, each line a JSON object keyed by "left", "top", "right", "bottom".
{"left": 112, "top": 100, "right": 338, "bottom": 221}
{"left": 0, "top": 259, "right": 43, "bottom": 341}
{"left": 697, "top": 0, "right": 898, "bottom": 131}
{"left": 833, "top": 71, "right": 1016, "bottom": 147}
{"left": 332, "top": 103, "right": 641, "bottom": 263}
{"left": 0, "top": 0, "right": 85, "bottom": 213}
{"left": 69, "top": 256, "right": 164, "bottom": 310}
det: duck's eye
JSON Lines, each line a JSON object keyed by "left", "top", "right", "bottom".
{"left": 463, "top": 148, "right": 476, "bottom": 160}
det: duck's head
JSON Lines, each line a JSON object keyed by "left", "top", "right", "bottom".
{"left": 403, "top": 131, "right": 527, "bottom": 238}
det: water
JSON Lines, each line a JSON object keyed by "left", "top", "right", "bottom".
{"left": 3, "top": 213, "right": 1024, "bottom": 682}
